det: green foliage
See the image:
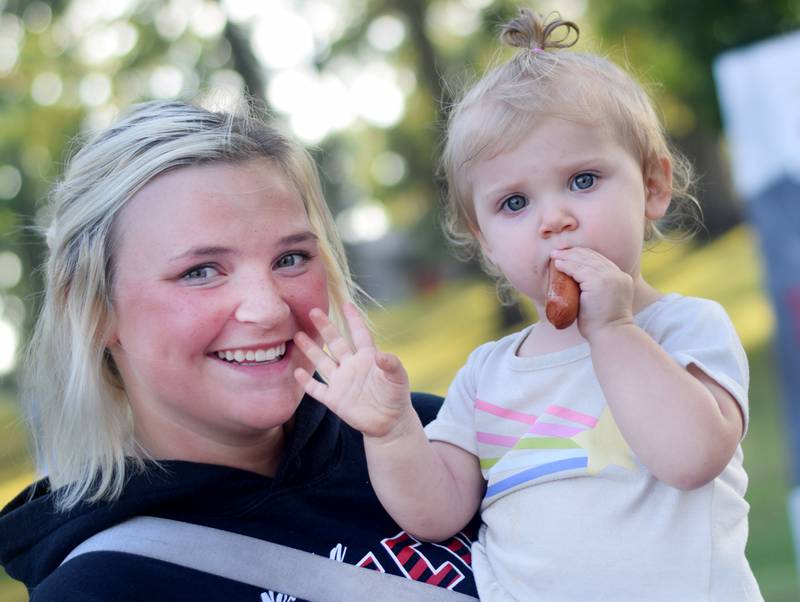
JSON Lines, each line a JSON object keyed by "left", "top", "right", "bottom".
{"left": 589, "top": 0, "right": 800, "bottom": 131}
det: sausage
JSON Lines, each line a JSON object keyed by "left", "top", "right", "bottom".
{"left": 545, "top": 259, "right": 580, "bottom": 329}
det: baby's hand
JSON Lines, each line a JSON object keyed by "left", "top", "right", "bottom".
{"left": 293, "top": 303, "right": 413, "bottom": 440}
{"left": 550, "top": 248, "right": 634, "bottom": 339}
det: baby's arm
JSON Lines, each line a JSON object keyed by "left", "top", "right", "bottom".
{"left": 553, "top": 248, "right": 744, "bottom": 490}
{"left": 293, "top": 304, "right": 484, "bottom": 540}
{"left": 588, "top": 323, "right": 743, "bottom": 489}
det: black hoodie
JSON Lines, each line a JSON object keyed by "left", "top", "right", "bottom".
{"left": 0, "top": 393, "right": 478, "bottom": 601}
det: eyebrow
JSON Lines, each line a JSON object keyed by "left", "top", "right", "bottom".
{"left": 476, "top": 154, "right": 611, "bottom": 200}
{"left": 167, "top": 231, "right": 319, "bottom": 263}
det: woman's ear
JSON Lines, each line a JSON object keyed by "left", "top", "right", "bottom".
{"left": 644, "top": 156, "right": 673, "bottom": 220}
{"left": 104, "top": 312, "right": 120, "bottom": 348}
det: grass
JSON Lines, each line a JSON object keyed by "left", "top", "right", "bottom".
{"left": 0, "top": 224, "right": 797, "bottom": 600}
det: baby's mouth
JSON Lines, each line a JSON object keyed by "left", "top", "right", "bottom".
{"left": 213, "top": 342, "right": 287, "bottom": 365}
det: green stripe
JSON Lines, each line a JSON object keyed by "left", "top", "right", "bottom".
{"left": 514, "top": 438, "right": 580, "bottom": 450}
{"left": 481, "top": 437, "right": 581, "bottom": 468}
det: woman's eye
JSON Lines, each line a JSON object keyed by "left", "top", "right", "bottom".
{"left": 181, "top": 265, "right": 219, "bottom": 282}
{"left": 501, "top": 195, "right": 528, "bottom": 212}
{"left": 275, "top": 252, "right": 310, "bottom": 269}
{"left": 571, "top": 173, "right": 596, "bottom": 191}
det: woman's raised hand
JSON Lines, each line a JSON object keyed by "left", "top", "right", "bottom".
{"left": 293, "top": 303, "right": 414, "bottom": 440}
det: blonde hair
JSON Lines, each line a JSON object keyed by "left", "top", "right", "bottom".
{"left": 24, "top": 99, "right": 359, "bottom": 510}
{"left": 441, "top": 9, "right": 699, "bottom": 296}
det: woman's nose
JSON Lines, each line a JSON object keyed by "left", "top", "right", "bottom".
{"left": 539, "top": 202, "right": 577, "bottom": 238}
{"left": 233, "top": 276, "right": 291, "bottom": 327}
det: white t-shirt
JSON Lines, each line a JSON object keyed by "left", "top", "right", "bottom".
{"left": 425, "top": 294, "right": 762, "bottom": 601}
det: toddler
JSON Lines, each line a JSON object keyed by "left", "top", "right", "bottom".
{"left": 294, "top": 8, "right": 762, "bottom": 601}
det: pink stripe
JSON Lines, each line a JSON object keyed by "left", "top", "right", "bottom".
{"left": 475, "top": 399, "right": 538, "bottom": 425}
{"left": 528, "top": 423, "right": 583, "bottom": 437}
{"left": 546, "top": 405, "right": 598, "bottom": 428}
{"left": 477, "top": 431, "right": 519, "bottom": 447}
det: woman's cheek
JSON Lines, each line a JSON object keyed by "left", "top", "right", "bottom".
{"left": 167, "top": 293, "right": 231, "bottom": 345}
{"left": 293, "top": 268, "right": 330, "bottom": 336}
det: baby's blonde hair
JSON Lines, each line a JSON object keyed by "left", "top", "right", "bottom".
{"left": 24, "top": 99, "right": 359, "bottom": 510}
{"left": 441, "top": 8, "right": 699, "bottom": 291}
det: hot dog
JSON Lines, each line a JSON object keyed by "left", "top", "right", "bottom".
{"left": 545, "top": 259, "right": 579, "bottom": 329}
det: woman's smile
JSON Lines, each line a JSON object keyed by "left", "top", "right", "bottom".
{"left": 213, "top": 341, "right": 288, "bottom": 364}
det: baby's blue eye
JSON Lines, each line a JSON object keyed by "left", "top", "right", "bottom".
{"left": 502, "top": 195, "right": 528, "bottom": 212}
{"left": 571, "top": 173, "right": 596, "bottom": 191}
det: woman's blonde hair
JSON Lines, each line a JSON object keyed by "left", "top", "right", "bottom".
{"left": 441, "top": 8, "right": 699, "bottom": 298}
{"left": 24, "top": 99, "right": 359, "bottom": 510}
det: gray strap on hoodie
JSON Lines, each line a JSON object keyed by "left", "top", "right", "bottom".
{"left": 61, "top": 516, "right": 476, "bottom": 602}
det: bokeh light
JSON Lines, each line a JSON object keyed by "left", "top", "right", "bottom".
{"left": 0, "top": 165, "right": 22, "bottom": 200}
{"left": 79, "top": 72, "right": 113, "bottom": 107}
{"left": 0, "top": 252, "right": 22, "bottom": 290}
{"left": 371, "top": 151, "right": 407, "bottom": 186}
{"left": 0, "top": 319, "right": 17, "bottom": 376}
{"left": 31, "top": 72, "right": 63, "bottom": 106}
{"left": 252, "top": 7, "right": 314, "bottom": 70}
{"left": 368, "top": 15, "right": 406, "bottom": 52}
{"left": 336, "top": 202, "right": 391, "bottom": 244}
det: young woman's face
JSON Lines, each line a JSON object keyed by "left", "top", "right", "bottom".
{"left": 469, "top": 116, "right": 669, "bottom": 309}
{"left": 108, "top": 159, "right": 329, "bottom": 463}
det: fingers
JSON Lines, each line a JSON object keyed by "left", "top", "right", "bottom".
{"left": 343, "top": 302, "right": 375, "bottom": 350}
{"left": 309, "top": 308, "right": 354, "bottom": 362}
{"left": 376, "top": 351, "right": 409, "bottom": 387}
{"left": 550, "top": 247, "right": 618, "bottom": 282}
{"left": 294, "top": 330, "right": 339, "bottom": 383}
{"left": 293, "top": 367, "right": 331, "bottom": 405}
{"left": 295, "top": 304, "right": 378, "bottom": 381}
{"left": 306, "top": 303, "right": 376, "bottom": 356}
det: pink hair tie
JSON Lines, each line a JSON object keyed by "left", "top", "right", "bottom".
{"left": 532, "top": 47, "right": 544, "bottom": 54}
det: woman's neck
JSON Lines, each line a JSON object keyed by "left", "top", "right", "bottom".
{"left": 134, "top": 419, "right": 291, "bottom": 477}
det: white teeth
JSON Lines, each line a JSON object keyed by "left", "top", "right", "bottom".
{"left": 216, "top": 343, "right": 286, "bottom": 364}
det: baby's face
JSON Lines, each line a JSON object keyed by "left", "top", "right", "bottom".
{"left": 469, "top": 116, "right": 669, "bottom": 306}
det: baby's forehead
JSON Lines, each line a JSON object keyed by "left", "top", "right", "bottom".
{"left": 462, "top": 108, "right": 620, "bottom": 163}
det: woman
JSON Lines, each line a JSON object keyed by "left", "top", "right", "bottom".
{"left": 0, "top": 100, "right": 478, "bottom": 601}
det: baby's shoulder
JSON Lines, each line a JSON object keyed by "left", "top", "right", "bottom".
{"left": 639, "top": 294, "right": 738, "bottom": 342}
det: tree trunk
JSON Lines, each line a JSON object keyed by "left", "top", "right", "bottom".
{"left": 223, "top": 20, "right": 269, "bottom": 109}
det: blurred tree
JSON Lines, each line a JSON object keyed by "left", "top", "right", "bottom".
{"left": 6, "top": 0, "right": 796, "bottom": 367}
{"left": 588, "top": 0, "right": 800, "bottom": 236}
{"left": 1, "top": 0, "right": 81, "bottom": 386}
{"left": 321, "top": 0, "right": 528, "bottom": 326}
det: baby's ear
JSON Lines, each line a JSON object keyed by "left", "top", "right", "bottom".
{"left": 644, "top": 156, "right": 672, "bottom": 220}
